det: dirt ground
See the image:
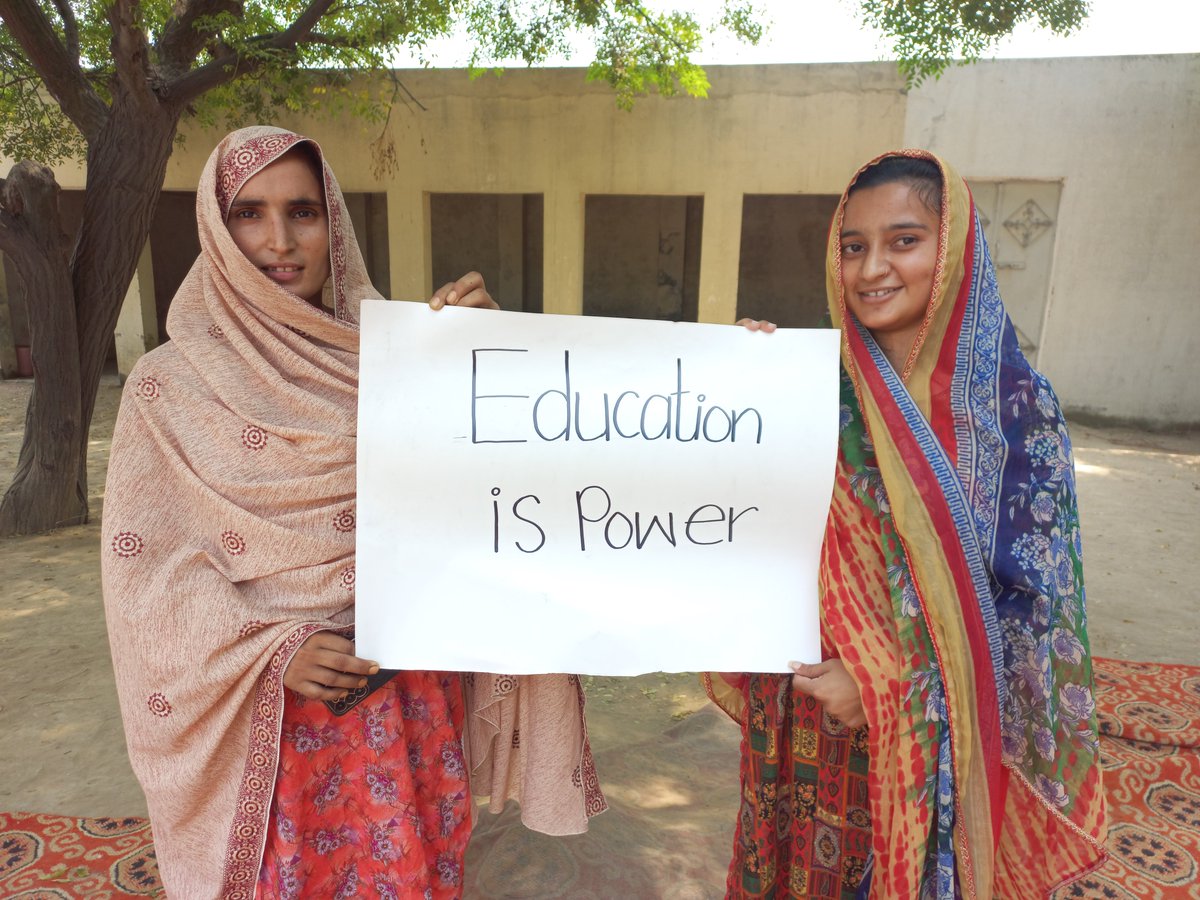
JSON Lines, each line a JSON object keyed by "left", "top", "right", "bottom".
{"left": 2, "top": 373, "right": 1198, "bottom": 848}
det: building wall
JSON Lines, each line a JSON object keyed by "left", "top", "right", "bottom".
{"left": 146, "top": 63, "right": 908, "bottom": 324}
{"left": 737, "top": 194, "right": 840, "bottom": 328}
{"left": 4, "top": 56, "right": 1195, "bottom": 423}
{"left": 905, "top": 54, "right": 1200, "bottom": 424}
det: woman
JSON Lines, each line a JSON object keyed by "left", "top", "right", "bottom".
{"left": 710, "top": 151, "right": 1107, "bottom": 897}
{"left": 102, "top": 126, "right": 604, "bottom": 898}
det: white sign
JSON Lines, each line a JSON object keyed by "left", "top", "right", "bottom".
{"left": 356, "top": 300, "right": 840, "bottom": 675}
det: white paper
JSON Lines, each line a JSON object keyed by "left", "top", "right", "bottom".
{"left": 356, "top": 300, "right": 840, "bottom": 675}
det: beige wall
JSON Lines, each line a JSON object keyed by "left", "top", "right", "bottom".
{"left": 146, "top": 63, "right": 907, "bottom": 320}
{"left": 5, "top": 56, "right": 1195, "bottom": 423}
{"left": 905, "top": 54, "right": 1200, "bottom": 424}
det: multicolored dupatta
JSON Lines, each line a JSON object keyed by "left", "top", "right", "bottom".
{"left": 709, "top": 151, "right": 1106, "bottom": 898}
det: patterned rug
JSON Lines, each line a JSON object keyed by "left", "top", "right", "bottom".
{"left": 0, "top": 814, "right": 159, "bottom": 897}
{"left": 1052, "top": 658, "right": 1200, "bottom": 899}
{"left": 4, "top": 658, "right": 1198, "bottom": 898}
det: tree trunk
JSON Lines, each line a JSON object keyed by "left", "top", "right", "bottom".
{"left": 0, "top": 162, "right": 85, "bottom": 534}
{"left": 73, "top": 95, "right": 181, "bottom": 465}
{"left": 0, "top": 93, "right": 181, "bottom": 536}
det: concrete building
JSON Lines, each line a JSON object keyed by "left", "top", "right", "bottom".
{"left": 2, "top": 54, "right": 1197, "bottom": 424}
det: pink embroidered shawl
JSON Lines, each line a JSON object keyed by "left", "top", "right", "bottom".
{"left": 102, "top": 126, "right": 603, "bottom": 898}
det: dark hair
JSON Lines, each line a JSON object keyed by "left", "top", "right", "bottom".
{"left": 282, "top": 141, "right": 326, "bottom": 194}
{"left": 848, "top": 155, "right": 943, "bottom": 215}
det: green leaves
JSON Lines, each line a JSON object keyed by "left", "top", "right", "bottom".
{"left": 1, "top": 0, "right": 1093, "bottom": 166}
{"left": 0, "top": 30, "right": 86, "bottom": 163}
{"left": 859, "top": 0, "right": 1089, "bottom": 85}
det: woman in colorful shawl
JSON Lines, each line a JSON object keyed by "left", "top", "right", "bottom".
{"left": 707, "top": 151, "right": 1107, "bottom": 898}
{"left": 102, "top": 126, "right": 605, "bottom": 899}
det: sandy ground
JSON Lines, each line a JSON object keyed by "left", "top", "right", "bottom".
{"left": 1, "top": 372, "right": 1197, "bottom": 838}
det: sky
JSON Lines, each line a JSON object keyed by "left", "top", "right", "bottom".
{"left": 393, "top": 0, "right": 1198, "bottom": 68}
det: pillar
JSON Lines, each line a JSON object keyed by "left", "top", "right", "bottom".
{"left": 496, "top": 194, "right": 524, "bottom": 311}
{"left": 386, "top": 188, "right": 432, "bottom": 302}
{"left": 696, "top": 190, "right": 744, "bottom": 325}
{"left": 113, "top": 240, "right": 158, "bottom": 381}
{"left": 543, "top": 189, "right": 585, "bottom": 316}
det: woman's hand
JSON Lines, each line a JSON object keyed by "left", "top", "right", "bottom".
{"left": 428, "top": 271, "right": 498, "bottom": 311}
{"left": 283, "top": 631, "right": 380, "bottom": 701}
{"left": 736, "top": 317, "right": 776, "bottom": 333}
{"left": 789, "top": 658, "right": 867, "bottom": 728}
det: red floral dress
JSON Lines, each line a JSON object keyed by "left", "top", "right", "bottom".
{"left": 256, "top": 671, "right": 471, "bottom": 899}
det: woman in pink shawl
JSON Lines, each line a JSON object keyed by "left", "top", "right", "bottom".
{"left": 102, "top": 126, "right": 604, "bottom": 899}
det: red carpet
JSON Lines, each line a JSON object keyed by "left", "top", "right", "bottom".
{"left": 0, "top": 814, "right": 158, "bottom": 897}
{"left": 4, "top": 658, "right": 1198, "bottom": 898}
{"left": 1053, "top": 658, "right": 1200, "bottom": 899}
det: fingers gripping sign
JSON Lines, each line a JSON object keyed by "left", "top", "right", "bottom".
{"left": 428, "top": 271, "right": 499, "bottom": 311}
{"left": 789, "top": 658, "right": 867, "bottom": 729}
{"left": 284, "top": 631, "right": 381, "bottom": 701}
{"left": 735, "top": 317, "right": 777, "bottom": 333}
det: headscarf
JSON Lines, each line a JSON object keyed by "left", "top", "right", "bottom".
{"left": 822, "top": 150, "right": 1107, "bottom": 897}
{"left": 102, "top": 126, "right": 602, "bottom": 898}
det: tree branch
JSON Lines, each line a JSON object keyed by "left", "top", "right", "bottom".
{"left": 108, "top": 0, "right": 158, "bottom": 107}
{"left": 0, "top": 162, "right": 65, "bottom": 261}
{"left": 165, "top": 0, "right": 338, "bottom": 106}
{"left": 156, "top": 0, "right": 242, "bottom": 77}
{"left": 301, "top": 32, "right": 360, "bottom": 48}
{"left": 0, "top": 0, "right": 108, "bottom": 139}
{"left": 49, "top": 0, "right": 80, "bottom": 61}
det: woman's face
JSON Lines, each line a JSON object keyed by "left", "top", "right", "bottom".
{"left": 839, "top": 180, "right": 940, "bottom": 361}
{"left": 226, "top": 151, "right": 331, "bottom": 306}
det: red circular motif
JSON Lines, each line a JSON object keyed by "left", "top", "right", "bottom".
{"left": 112, "top": 531, "right": 145, "bottom": 558}
{"left": 216, "top": 133, "right": 303, "bottom": 216}
{"left": 332, "top": 509, "right": 356, "bottom": 533}
{"left": 339, "top": 566, "right": 356, "bottom": 591}
{"left": 493, "top": 675, "right": 516, "bottom": 695}
{"left": 135, "top": 376, "right": 160, "bottom": 401}
{"left": 208, "top": 324, "right": 225, "bottom": 338}
{"left": 241, "top": 425, "right": 267, "bottom": 451}
{"left": 222, "top": 530, "right": 246, "bottom": 555}
{"left": 147, "top": 692, "right": 172, "bottom": 717}
{"left": 239, "top": 620, "right": 265, "bottom": 638}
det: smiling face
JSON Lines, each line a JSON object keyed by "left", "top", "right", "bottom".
{"left": 839, "top": 180, "right": 941, "bottom": 371}
{"left": 226, "top": 150, "right": 331, "bottom": 306}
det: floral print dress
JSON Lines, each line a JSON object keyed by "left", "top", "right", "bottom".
{"left": 257, "top": 672, "right": 471, "bottom": 899}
